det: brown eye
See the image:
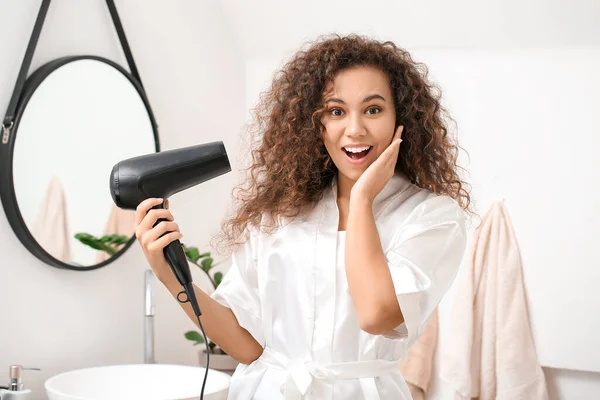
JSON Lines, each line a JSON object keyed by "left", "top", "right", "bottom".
{"left": 330, "top": 108, "right": 344, "bottom": 117}
{"left": 366, "top": 107, "right": 381, "bottom": 115}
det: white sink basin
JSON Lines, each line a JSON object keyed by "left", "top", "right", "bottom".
{"left": 45, "top": 364, "right": 231, "bottom": 400}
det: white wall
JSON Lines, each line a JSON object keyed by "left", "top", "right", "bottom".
{"left": 245, "top": 46, "right": 600, "bottom": 399}
{"left": 410, "top": 46, "right": 600, "bottom": 373}
{"left": 0, "top": 0, "right": 245, "bottom": 398}
{"left": 221, "top": 0, "right": 600, "bottom": 58}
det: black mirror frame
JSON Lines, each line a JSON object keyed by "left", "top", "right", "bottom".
{"left": 0, "top": 55, "right": 160, "bottom": 271}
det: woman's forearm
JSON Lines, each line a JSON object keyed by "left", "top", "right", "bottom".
{"left": 345, "top": 196, "right": 404, "bottom": 334}
{"left": 160, "top": 274, "right": 263, "bottom": 365}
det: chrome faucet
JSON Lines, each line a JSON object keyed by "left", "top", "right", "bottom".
{"left": 144, "top": 269, "right": 156, "bottom": 364}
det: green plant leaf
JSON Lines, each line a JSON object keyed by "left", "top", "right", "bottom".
{"left": 103, "top": 234, "right": 129, "bottom": 245}
{"left": 201, "top": 257, "right": 213, "bottom": 272}
{"left": 184, "top": 246, "right": 201, "bottom": 263}
{"left": 74, "top": 233, "right": 116, "bottom": 255}
{"left": 214, "top": 272, "right": 223, "bottom": 287}
{"left": 184, "top": 330, "right": 204, "bottom": 345}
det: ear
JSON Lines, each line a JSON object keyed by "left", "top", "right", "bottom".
{"left": 319, "top": 123, "right": 327, "bottom": 139}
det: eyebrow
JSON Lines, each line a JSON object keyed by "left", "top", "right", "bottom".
{"left": 325, "top": 94, "right": 386, "bottom": 105}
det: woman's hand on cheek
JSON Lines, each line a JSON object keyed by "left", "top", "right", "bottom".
{"left": 350, "top": 125, "right": 403, "bottom": 204}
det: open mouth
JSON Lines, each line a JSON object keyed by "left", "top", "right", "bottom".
{"left": 343, "top": 146, "right": 372, "bottom": 163}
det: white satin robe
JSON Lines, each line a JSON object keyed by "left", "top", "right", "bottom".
{"left": 211, "top": 172, "right": 467, "bottom": 399}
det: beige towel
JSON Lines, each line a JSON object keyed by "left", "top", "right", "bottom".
{"left": 401, "top": 308, "right": 439, "bottom": 400}
{"left": 95, "top": 204, "right": 135, "bottom": 263}
{"left": 31, "top": 175, "right": 71, "bottom": 262}
{"left": 439, "top": 201, "right": 548, "bottom": 400}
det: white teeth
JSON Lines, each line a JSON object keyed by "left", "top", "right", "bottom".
{"left": 344, "top": 146, "right": 371, "bottom": 153}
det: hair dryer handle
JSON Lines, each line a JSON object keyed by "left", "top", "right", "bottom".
{"left": 152, "top": 203, "right": 193, "bottom": 287}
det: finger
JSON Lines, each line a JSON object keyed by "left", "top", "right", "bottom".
{"left": 136, "top": 209, "right": 174, "bottom": 236}
{"left": 164, "top": 199, "right": 170, "bottom": 210}
{"left": 140, "top": 221, "right": 180, "bottom": 246}
{"left": 383, "top": 136, "right": 402, "bottom": 158}
{"left": 135, "top": 198, "right": 163, "bottom": 226}
{"left": 395, "top": 125, "right": 404, "bottom": 140}
{"left": 385, "top": 137, "right": 402, "bottom": 164}
{"left": 385, "top": 126, "right": 403, "bottom": 149}
{"left": 148, "top": 231, "right": 183, "bottom": 252}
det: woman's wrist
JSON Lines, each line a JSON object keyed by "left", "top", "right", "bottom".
{"left": 349, "top": 193, "right": 373, "bottom": 210}
{"left": 156, "top": 268, "right": 181, "bottom": 291}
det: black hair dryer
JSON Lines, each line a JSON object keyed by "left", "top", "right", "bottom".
{"left": 109, "top": 141, "right": 231, "bottom": 317}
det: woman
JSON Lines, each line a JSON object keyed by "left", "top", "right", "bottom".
{"left": 134, "top": 34, "right": 471, "bottom": 399}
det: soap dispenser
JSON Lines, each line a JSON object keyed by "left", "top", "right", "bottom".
{"left": 0, "top": 365, "right": 40, "bottom": 400}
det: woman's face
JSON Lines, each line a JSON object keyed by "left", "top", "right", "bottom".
{"left": 321, "top": 66, "right": 398, "bottom": 184}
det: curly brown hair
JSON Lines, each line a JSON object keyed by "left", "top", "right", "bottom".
{"left": 212, "top": 34, "right": 471, "bottom": 254}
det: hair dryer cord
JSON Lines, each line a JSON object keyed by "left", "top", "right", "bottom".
{"left": 176, "top": 286, "right": 210, "bottom": 400}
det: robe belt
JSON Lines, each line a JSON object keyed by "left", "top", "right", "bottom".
{"left": 258, "top": 346, "right": 402, "bottom": 399}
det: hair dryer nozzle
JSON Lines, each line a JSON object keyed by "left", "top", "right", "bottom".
{"left": 110, "top": 141, "right": 231, "bottom": 210}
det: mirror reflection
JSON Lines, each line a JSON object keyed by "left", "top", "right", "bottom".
{"left": 12, "top": 58, "right": 157, "bottom": 267}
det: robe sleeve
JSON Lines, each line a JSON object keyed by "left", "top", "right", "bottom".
{"left": 382, "top": 195, "right": 467, "bottom": 345}
{"left": 210, "top": 228, "right": 265, "bottom": 347}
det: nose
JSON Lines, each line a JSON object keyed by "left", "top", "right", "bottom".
{"left": 345, "top": 112, "right": 366, "bottom": 137}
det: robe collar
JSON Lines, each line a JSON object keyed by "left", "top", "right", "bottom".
{"left": 312, "top": 171, "right": 412, "bottom": 234}
{"left": 329, "top": 171, "right": 411, "bottom": 208}
{"left": 276, "top": 172, "right": 412, "bottom": 231}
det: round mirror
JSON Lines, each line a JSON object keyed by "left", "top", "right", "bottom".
{"left": 0, "top": 55, "right": 159, "bottom": 270}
